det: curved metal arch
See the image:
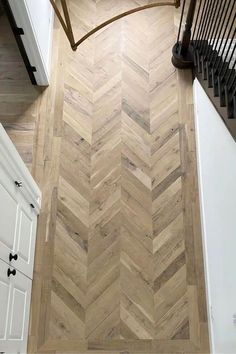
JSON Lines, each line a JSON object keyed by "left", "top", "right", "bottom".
{"left": 50, "top": 0, "right": 180, "bottom": 51}
{"left": 72, "top": 1, "right": 180, "bottom": 50}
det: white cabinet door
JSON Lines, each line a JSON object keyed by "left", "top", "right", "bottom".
{"left": 15, "top": 198, "right": 37, "bottom": 279}
{"left": 0, "top": 260, "right": 11, "bottom": 344}
{"left": 0, "top": 259, "right": 32, "bottom": 354}
{"left": 0, "top": 168, "right": 19, "bottom": 267}
{"left": 0, "top": 165, "right": 37, "bottom": 279}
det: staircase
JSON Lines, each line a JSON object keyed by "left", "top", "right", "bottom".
{"left": 172, "top": 0, "right": 236, "bottom": 140}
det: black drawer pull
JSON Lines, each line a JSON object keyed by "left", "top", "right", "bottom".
{"left": 15, "top": 181, "right": 22, "bottom": 187}
{"left": 9, "top": 253, "right": 18, "bottom": 262}
{"left": 7, "top": 268, "right": 16, "bottom": 277}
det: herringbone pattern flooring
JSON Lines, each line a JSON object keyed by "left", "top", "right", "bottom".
{"left": 0, "top": 0, "right": 209, "bottom": 352}
{"left": 48, "top": 0, "right": 203, "bottom": 346}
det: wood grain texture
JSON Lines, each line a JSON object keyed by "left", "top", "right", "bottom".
{"left": 0, "top": 12, "right": 42, "bottom": 172}
{"left": 0, "top": 1, "right": 209, "bottom": 353}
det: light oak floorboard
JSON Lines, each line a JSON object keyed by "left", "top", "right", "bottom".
{"left": 0, "top": 1, "right": 209, "bottom": 353}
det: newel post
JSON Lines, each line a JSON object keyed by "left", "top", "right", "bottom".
{"left": 172, "top": 0, "right": 197, "bottom": 69}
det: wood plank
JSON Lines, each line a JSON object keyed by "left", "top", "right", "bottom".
{"left": 0, "top": 1, "right": 209, "bottom": 353}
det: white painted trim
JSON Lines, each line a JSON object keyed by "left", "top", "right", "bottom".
{"left": 193, "top": 79, "right": 236, "bottom": 354}
{"left": 8, "top": 0, "right": 54, "bottom": 86}
{"left": 0, "top": 124, "right": 41, "bottom": 214}
{"left": 193, "top": 80, "right": 215, "bottom": 354}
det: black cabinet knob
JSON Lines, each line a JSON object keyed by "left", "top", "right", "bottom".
{"left": 7, "top": 268, "right": 16, "bottom": 277}
{"left": 9, "top": 253, "right": 18, "bottom": 262}
{"left": 15, "top": 181, "right": 23, "bottom": 187}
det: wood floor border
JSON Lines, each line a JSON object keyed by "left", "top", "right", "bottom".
{"left": 26, "top": 4, "right": 209, "bottom": 354}
{"left": 0, "top": 2, "right": 210, "bottom": 353}
{"left": 177, "top": 69, "right": 209, "bottom": 352}
{"left": 37, "top": 339, "right": 200, "bottom": 353}
{"left": 28, "top": 69, "right": 209, "bottom": 354}
{"left": 27, "top": 19, "right": 66, "bottom": 353}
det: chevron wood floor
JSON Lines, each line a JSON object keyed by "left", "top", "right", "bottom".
{"left": 0, "top": 1, "right": 209, "bottom": 353}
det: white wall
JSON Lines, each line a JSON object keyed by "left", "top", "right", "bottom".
{"left": 194, "top": 79, "right": 236, "bottom": 354}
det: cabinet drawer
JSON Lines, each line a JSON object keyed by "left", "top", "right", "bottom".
{"left": 0, "top": 259, "right": 32, "bottom": 354}
{"left": 0, "top": 124, "right": 41, "bottom": 212}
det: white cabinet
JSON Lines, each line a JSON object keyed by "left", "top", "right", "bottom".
{"left": 0, "top": 260, "right": 11, "bottom": 342}
{"left": 0, "top": 124, "right": 41, "bottom": 354}
{"left": 0, "top": 259, "right": 32, "bottom": 354}
{"left": 0, "top": 166, "right": 37, "bottom": 279}
{"left": 0, "top": 174, "right": 18, "bottom": 265}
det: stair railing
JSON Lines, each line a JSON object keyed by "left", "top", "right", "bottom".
{"left": 172, "top": 0, "right": 236, "bottom": 139}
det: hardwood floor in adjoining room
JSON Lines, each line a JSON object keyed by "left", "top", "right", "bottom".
{"left": 0, "top": 1, "right": 210, "bottom": 353}
{"left": 0, "top": 10, "right": 42, "bottom": 173}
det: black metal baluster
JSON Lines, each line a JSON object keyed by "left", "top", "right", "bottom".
{"left": 191, "top": 0, "right": 202, "bottom": 43}
{"left": 226, "top": 53, "right": 236, "bottom": 119}
{"left": 215, "top": 12, "right": 236, "bottom": 73}
{"left": 228, "top": 65, "right": 236, "bottom": 92}
{"left": 225, "top": 55, "right": 236, "bottom": 87}
{"left": 209, "top": 0, "right": 231, "bottom": 64}
{"left": 205, "top": 1, "right": 226, "bottom": 86}
{"left": 173, "top": 0, "right": 236, "bottom": 124}
{"left": 211, "top": 1, "right": 236, "bottom": 95}
{"left": 201, "top": 0, "right": 220, "bottom": 79}
{"left": 232, "top": 82, "right": 236, "bottom": 97}
{"left": 197, "top": 0, "right": 213, "bottom": 52}
{"left": 201, "top": 0, "right": 218, "bottom": 56}
{"left": 194, "top": 0, "right": 209, "bottom": 71}
{"left": 218, "top": 34, "right": 236, "bottom": 106}
{"left": 223, "top": 39, "right": 236, "bottom": 88}
{"left": 205, "top": 1, "right": 224, "bottom": 59}
{"left": 191, "top": 0, "right": 204, "bottom": 66}
{"left": 195, "top": 0, "right": 210, "bottom": 49}
{"left": 212, "top": 0, "right": 235, "bottom": 68}
{"left": 218, "top": 30, "right": 236, "bottom": 77}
